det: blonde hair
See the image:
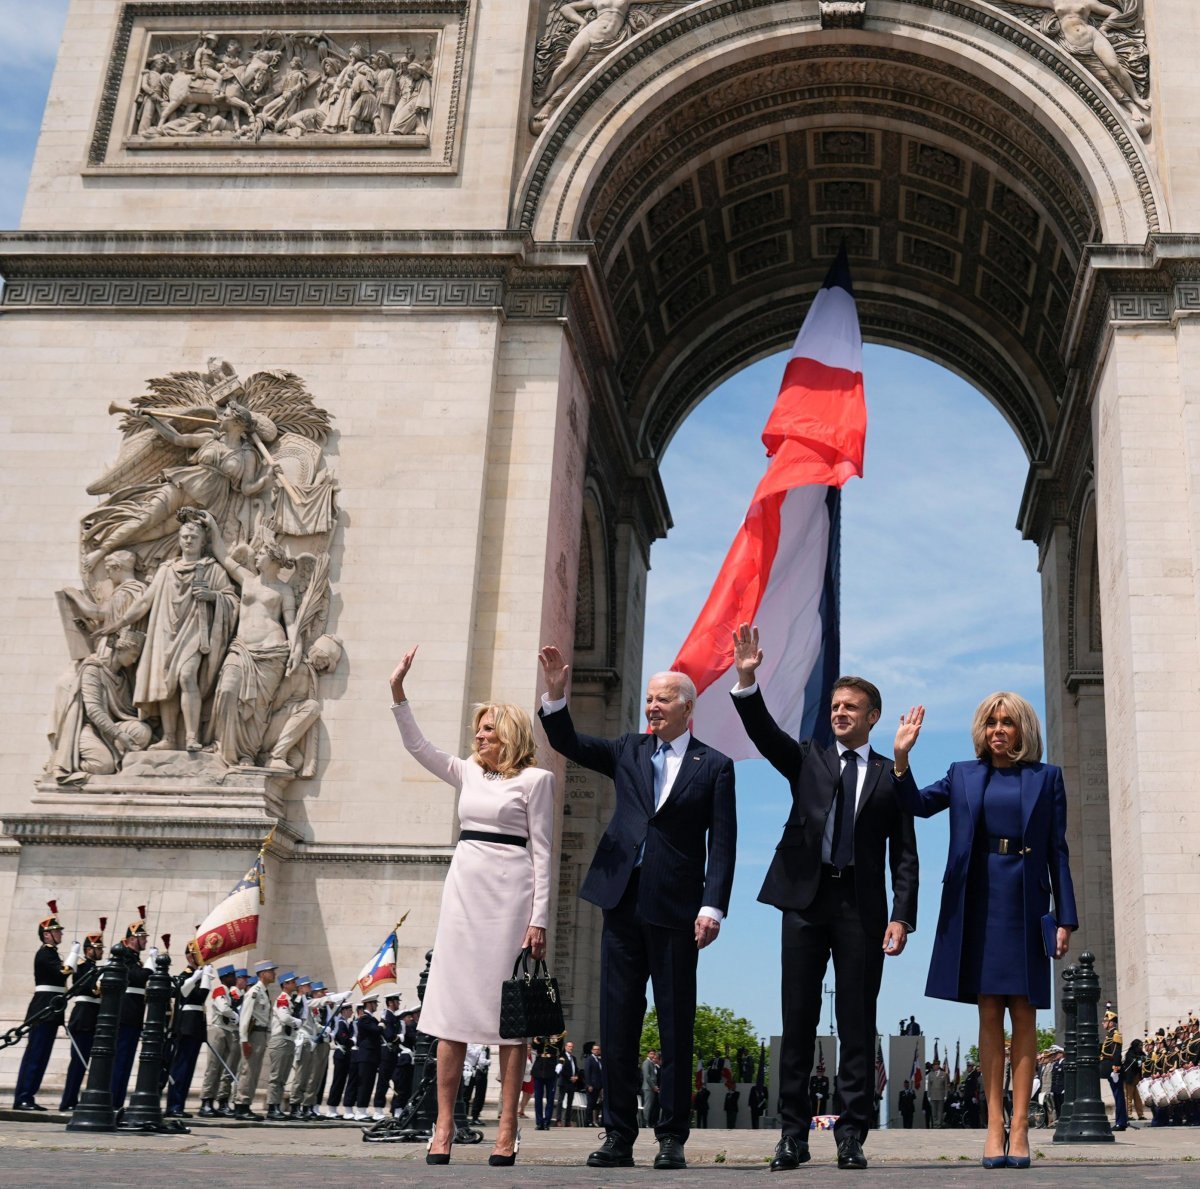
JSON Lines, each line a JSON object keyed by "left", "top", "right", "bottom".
{"left": 971, "top": 692, "right": 1043, "bottom": 764}
{"left": 472, "top": 702, "right": 537, "bottom": 777}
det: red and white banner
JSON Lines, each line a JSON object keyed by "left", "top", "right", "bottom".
{"left": 673, "top": 247, "right": 866, "bottom": 759}
{"left": 193, "top": 852, "right": 265, "bottom": 962}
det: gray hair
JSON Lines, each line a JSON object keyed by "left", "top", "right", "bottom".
{"left": 648, "top": 670, "right": 697, "bottom": 706}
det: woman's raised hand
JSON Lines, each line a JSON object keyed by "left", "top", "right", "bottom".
{"left": 389, "top": 646, "right": 418, "bottom": 704}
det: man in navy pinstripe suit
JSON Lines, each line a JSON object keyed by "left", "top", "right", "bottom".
{"left": 538, "top": 646, "right": 737, "bottom": 1171}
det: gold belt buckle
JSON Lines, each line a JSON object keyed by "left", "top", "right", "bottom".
{"left": 998, "top": 837, "right": 1010, "bottom": 855}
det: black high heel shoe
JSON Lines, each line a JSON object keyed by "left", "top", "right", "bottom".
{"left": 426, "top": 1131, "right": 455, "bottom": 1165}
{"left": 488, "top": 1128, "right": 522, "bottom": 1166}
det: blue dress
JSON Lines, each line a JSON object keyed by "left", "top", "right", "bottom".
{"left": 959, "top": 767, "right": 1034, "bottom": 999}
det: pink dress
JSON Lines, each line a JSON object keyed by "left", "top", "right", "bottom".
{"left": 392, "top": 702, "right": 555, "bottom": 1044}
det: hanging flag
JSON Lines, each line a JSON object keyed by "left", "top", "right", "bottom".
{"left": 954, "top": 1039, "right": 961, "bottom": 1087}
{"left": 910, "top": 1043, "right": 923, "bottom": 1091}
{"left": 817, "top": 1038, "right": 825, "bottom": 1074}
{"left": 192, "top": 828, "right": 274, "bottom": 961}
{"left": 756, "top": 1041, "right": 767, "bottom": 1088}
{"left": 354, "top": 912, "right": 410, "bottom": 994}
{"left": 933, "top": 1038, "right": 940, "bottom": 1066}
{"left": 672, "top": 245, "right": 866, "bottom": 759}
{"left": 874, "top": 1037, "right": 887, "bottom": 1099}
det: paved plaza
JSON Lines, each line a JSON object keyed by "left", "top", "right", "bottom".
{"left": 0, "top": 1114, "right": 1197, "bottom": 1187}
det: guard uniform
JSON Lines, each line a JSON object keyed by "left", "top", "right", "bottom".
{"left": 198, "top": 964, "right": 240, "bottom": 1116}
{"left": 265, "top": 972, "right": 300, "bottom": 1120}
{"left": 165, "top": 943, "right": 210, "bottom": 1116}
{"left": 234, "top": 960, "right": 276, "bottom": 1119}
{"left": 285, "top": 975, "right": 318, "bottom": 1118}
{"left": 391, "top": 1011, "right": 417, "bottom": 1113}
{"left": 351, "top": 994, "right": 383, "bottom": 1120}
{"left": 59, "top": 921, "right": 107, "bottom": 1111}
{"left": 1101, "top": 1010, "right": 1128, "bottom": 1130}
{"left": 326, "top": 1005, "right": 355, "bottom": 1117}
{"left": 110, "top": 909, "right": 151, "bottom": 1111}
{"left": 13, "top": 903, "right": 68, "bottom": 1110}
{"left": 300, "top": 982, "right": 332, "bottom": 1118}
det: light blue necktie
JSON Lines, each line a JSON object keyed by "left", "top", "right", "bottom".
{"left": 651, "top": 739, "right": 671, "bottom": 809}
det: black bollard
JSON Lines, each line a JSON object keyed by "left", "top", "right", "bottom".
{"left": 66, "top": 945, "right": 128, "bottom": 1132}
{"left": 1055, "top": 953, "right": 1113, "bottom": 1142}
{"left": 1054, "top": 965, "right": 1078, "bottom": 1138}
{"left": 121, "top": 951, "right": 186, "bottom": 1133}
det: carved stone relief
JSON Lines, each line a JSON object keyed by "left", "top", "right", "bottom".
{"left": 820, "top": 1, "right": 868, "bottom": 29}
{"left": 88, "top": 2, "right": 473, "bottom": 174}
{"left": 999, "top": 1, "right": 1151, "bottom": 138}
{"left": 46, "top": 359, "right": 340, "bottom": 790}
{"left": 530, "top": 1, "right": 691, "bottom": 132}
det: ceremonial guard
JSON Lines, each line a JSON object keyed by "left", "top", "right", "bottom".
{"left": 809, "top": 1063, "right": 830, "bottom": 1116}
{"left": 1101, "top": 1009, "right": 1128, "bottom": 1131}
{"left": 298, "top": 981, "right": 332, "bottom": 1119}
{"left": 468, "top": 1044, "right": 491, "bottom": 1125}
{"left": 110, "top": 907, "right": 150, "bottom": 1112}
{"left": 13, "top": 902, "right": 69, "bottom": 1110}
{"left": 59, "top": 919, "right": 106, "bottom": 1111}
{"left": 234, "top": 958, "right": 277, "bottom": 1119}
{"left": 265, "top": 970, "right": 301, "bottom": 1121}
{"left": 374, "top": 993, "right": 402, "bottom": 1115}
{"left": 325, "top": 1001, "right": 355, "bottom": 1118}
{"left": 286, "top": 975, "right": 318, "bottom": 1119}
{"left": 351, "top": 992, "right": 383, "bottom": 1121}
{"left": 748, "top": 1081, "right": 768, "bottom": 1129}
{"left": 198, "top": 964, "right": 240, "bottom": 1117}
{"left": 692, "top": 1082, "right": 709, "bottom": 1129}
{"left": 391, "top": 1008, "right": 417, "bottom": 1114}
{"left": 724, "top": 1085, "right": 741, "bottom": 1128}
{"left": 166, "top": 940, "right": 212, "bottom": 1118}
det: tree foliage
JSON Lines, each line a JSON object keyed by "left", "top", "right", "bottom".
{"left": 639, "top": 1004, "right": 762, "bottom": 1077}
{"left": 966, "top": 1027, "right": 1058, "bottom": 1067}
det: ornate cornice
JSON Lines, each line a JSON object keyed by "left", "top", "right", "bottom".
{"left": 289, "top": 841, "right": 454, "bottom": 864}
{"left": 1, "top": 812, "right": 290, "bottom": 850}
{"left": 0, "top": 231, "right": 592, "bottom": 315}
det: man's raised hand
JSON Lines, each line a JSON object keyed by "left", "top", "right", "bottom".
{"left": 538, "top": 645, "right": 570, "bottom": 701}
{"left": 732, "top": 622, "right": 762, "bottom": 689}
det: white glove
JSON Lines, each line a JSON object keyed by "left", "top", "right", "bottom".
{"left": 201, "top": 965, "right": 216, "bottom": 991}
{"left": 294, "top": 1031, "right": 307, "bottom": 1054}
{"left": 180, "top": 967, "right": 204, "bottom": 996}
{"left": 145, "top": 945, "right": 159, "bottom": 968}
{"left": 65, "top": 941, "right": 82, "bottom": 971}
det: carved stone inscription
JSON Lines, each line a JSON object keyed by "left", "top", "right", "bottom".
{"left": 130, "top": 29, "right": 438, "bottom": 145}
{"left": 47, "top": 359, "right": 341, "bottom": 789}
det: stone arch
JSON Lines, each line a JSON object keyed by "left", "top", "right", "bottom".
{"left": 574, "top": 480, "right": 614, "bottom": 669}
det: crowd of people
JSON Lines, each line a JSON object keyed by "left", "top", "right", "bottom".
{"left": 12, "top": 906, "right": 425, "bottom": 1125}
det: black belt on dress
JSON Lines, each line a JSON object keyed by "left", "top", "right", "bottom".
{"left": 821, "top": 863, "right": 854, "bottom": 879}
{"left": 459, "top": 830, "right": 527, "bottom": 848}
{"left": 985, "top": 835, "right": 1029, "bottom": 855}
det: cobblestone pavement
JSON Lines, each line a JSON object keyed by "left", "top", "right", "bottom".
{"left": 0, "top": 1115, "right": 1198, "bottom": 1186}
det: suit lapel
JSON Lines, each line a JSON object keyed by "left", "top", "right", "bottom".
{"left": 657, "top": 736, "right": 705, "bottom": 812}
{"left": 638, "top": 735, "right": 657, "bottom": 814}
{"left": 1020, "top": 764, "right": 1040, "bottom": 834}
{"left": 856, "top": 750, "right": 886, "bottom": 820}
{"left": 964, "top": 761, "right": 988, "bottom": 834}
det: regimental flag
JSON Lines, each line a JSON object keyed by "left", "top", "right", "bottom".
{"left": 954, "top": 1039, "right": 961, "bottom": 1087}
{"left": 875, "top": 1037, "right": 888, "bottom": 1099}
{"left": 817, "top": 1038, "right": 825, "bottom": 1074}
{"left": 672, "top": 245, "right": 866, "bottom": 759}
{"left": 192, "top": 829, "right": 273, "bottom": 961}
{"left": 354, "top": 912, "right": 410, "bottom": 994}
{"left": 910, "top": 1043, "right": 923, "bottom": 1091}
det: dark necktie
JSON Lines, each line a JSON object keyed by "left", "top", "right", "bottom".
{"left": 831, "top": 750, "right": 858, "bottom": 869}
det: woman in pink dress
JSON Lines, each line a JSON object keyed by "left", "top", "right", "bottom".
{"left": 390, "top": 648, "right": 554, "bottom": 1166}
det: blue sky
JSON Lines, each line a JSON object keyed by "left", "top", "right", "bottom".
{"left": 2, "top": 0, "right": 1051, "bottom": 1057}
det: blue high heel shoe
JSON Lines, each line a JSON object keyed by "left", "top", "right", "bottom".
{"left": 981, "top": 1127, "right": 1008, "bottom": 1168}
{"left": 1005, "top": 1126, "right": 1031, "bottom": 1168}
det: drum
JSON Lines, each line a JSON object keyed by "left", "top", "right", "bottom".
{"left": 1184, "top": 1067, "right": 1200, "bottom": 1100}
{"left": 1137, "top": 1076, "right": 1153, "bottom": 1105}
{"left": 1167, "top": 1069, "right": 1187, "bottom": 1104}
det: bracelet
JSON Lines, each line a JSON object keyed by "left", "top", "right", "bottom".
{"left": 893, "top": 765, "right": 908, "bottom": 778}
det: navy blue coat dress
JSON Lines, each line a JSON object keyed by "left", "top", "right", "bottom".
{"left": 895, "top": 760, "right": 1078, "bottom": 1008}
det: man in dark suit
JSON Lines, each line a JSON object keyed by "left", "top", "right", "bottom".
{"left": 730, "top": 624, "right": 919, "bottom": 1172}
{"left": 538, "top": 646, "right": 737, "bottom": 1171}
{"left": 899, "top": 1080, "right": 916, "bottom": 1127}
{"left": 584, "top": 1043, "right": 604, "bottom": 1126}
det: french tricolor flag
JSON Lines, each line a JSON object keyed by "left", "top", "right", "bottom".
{"left": 673, "top": 246, "right": 866, "bottom": 760}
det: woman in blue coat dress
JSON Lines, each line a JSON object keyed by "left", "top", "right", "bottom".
{"left": 896, "top": 693, "right": 1077, "bottom": 1168}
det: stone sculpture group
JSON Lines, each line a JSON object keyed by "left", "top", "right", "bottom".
{"left": 47, "top": 359, "right": 340, "bottom": 787}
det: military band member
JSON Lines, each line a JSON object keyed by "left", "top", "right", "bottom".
{"left": 234, "top": 959, "right": 277, "bottom": 1120}
{"left": 13, "top": 902, "right": 69, "bottom": 1110}
{"left": 165, "top": 940, "right": 211, "bottom": 1118}
{"left": 198, "top": 963, "right": 240, "bottom": 1117}
{"left": 264, "top": 970, "right": 300, "bottom": 1121}
{"left": 285, "top": 975, "right": 318, "bottom": 1119}
{"left": 59, "top": 920, "right": 107, "bottom": 1111}
{"left": 110, "top": 907, "right": 150, "bottom": 1112}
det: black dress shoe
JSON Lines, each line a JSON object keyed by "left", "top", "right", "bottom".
{"left": 653, "top": 1136, "right": 687, "bottom": 1170}
{"left": 197, "top": 1099, "right": 217, "bottom": 1118}
{"left": 587, "top": 1133, "right": 635, "bottom": 1168}
{"left": 13, "top": 1101, "right": 45, "bottom": 1112}
{"left": 770, "top": 1135, "right": 812, "bottom": 1170}
{"left": 836, "top": 1135, "right": 868, "bottom": 1170}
